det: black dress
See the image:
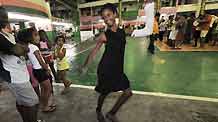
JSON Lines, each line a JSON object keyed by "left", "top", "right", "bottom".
{"left": 95, "top": 28, "right": 130, "bottom": 94}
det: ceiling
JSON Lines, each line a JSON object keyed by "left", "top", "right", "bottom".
{"left": 49, "top": 0, "right": 100, "bottom": 21}
{"left": 49, "top": 0, "right": 77, "bottom": 20}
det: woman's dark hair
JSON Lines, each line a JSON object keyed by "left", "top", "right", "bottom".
{"left": 0, "top": 7, "right": 9, "bottom": 29}
{"left": 55, "top": 35, "right": 66, "bottom": 43}
{"left": 17, "top": 27, "right": 36, "bottom": 44}
{"left": 100, "top": 3, "right": 118, "bottom": 15}
{"left": 155, "top": 12, "right": 160, "bottom": 17}
{"left": 38, "top": 29, "right": 49, "bottom": 41}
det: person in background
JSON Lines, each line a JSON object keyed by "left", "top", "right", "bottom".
{"left": 192, "top": 16, "right": 201, "bottom": 47}
{"left": 211, "top": 15, "right": 218, "bottom": 46}
{"left": 38, "top": 30, "right": 57, "bottom": 81}
{"left": 38, "top": 30, "right": 56, "bottom": 107}
{"left": 159, "top": 16, "right": 165, "bottom": 24}
{"left": 166, "top": 15, "right": 176, "bottom": 47}
{"left": 0, "top": 6, "right": 40, "bottom": 122}
{"left": 148, "top": 12, "right": 160, "bottom": 54}
{"left": 174, "top": 15, "right": 187, "bottom": 48}
{"left": 54, "top": 36, "right": 73, "bottom": 94}
{"left": 17, "top": 28, "right": 56, "bottom": 113}
{"left": 208, "top": 14, "right": 218, "bottom": 45}
{"left": 131, "top": 0, "right": 155, "bottom": 53}
{"left": 168, "top": 16, "right": 177, "bottom": 47}
{"left": 159, "top": 18, "right": 167, "bottom": 42}
{"left": 198, "top": 12, "right": 212, "bottom": 48}
{"left": 185, "top": 13, "right": 195, "bottom": 44}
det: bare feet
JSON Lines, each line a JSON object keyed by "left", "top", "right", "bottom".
{"left": 41, "top": 106, "right": 56, "bottom": 113}
{"left": 61, "top": 87, "right": 70, "bottom": 95}
{"left": 65, "top": 81, "right": 73, "bottom": 88}
{"left": 96, "top": 110, "right": 106, "bottom": 122}
{"left": 106, "top": 112, "right": 119, "bottom": 122}
{"left": 61, "top": 81, "right": 72, "bottom": 95}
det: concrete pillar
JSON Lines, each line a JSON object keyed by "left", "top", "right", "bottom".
{"left": 90, "top": 7, "right": 94, "bottom": 34}
{"left": 196, "top": 0, "right": 205, "bottom": 17}
{"left": 118, "top": 0, "right": 122, "bottom": 26}
{"left": 155, "top": 0, "right": 160, "bottom": 11}
{"left": 200, "top": 0, "right": 206, "bottom": 15}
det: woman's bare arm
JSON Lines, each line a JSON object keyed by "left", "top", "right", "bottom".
{"left": 57, "top": 48, "right": 66, "bottom": 60}
{"left": 83, "top": 33, "right": 106, "bottom": 67}
{"left": 34, "top": 50, "right": 49, "bottom": 70}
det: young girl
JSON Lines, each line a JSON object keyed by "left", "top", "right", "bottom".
{"left": 54, "top": 36, "right": 72, "bottom": 94}
{"left": 82, "top": 3, "right": 133, "bottom": 122}
{"left": 38, "top": 30, "right": 57, "bottom": 81}
{"left": 17, "top": 28, "right": 56, "bottom": 112}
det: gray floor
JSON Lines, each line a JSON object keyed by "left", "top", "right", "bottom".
{"left": 1, "top": 85, "right": 218, "bottom": 122}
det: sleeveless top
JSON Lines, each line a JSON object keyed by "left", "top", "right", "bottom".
{"left": 55, "top": 46, "right": 69, "bottom": 71}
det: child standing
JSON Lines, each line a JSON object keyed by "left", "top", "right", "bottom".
{"left": 17, "top": 28, "right": 56, "bottom": 112}
{"left": 54, "top": 36, "right": 72, "bottom": 94}
{"left": 82, "top": 3, "right": 132, "bottom": 122}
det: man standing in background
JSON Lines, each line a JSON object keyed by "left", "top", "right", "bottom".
{"left": 131, "top": 0, "right": 155, "bottom": 52}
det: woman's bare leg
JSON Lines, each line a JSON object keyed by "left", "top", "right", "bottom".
{"left": 106, "top": 88, "right": 132, "bottom": 122}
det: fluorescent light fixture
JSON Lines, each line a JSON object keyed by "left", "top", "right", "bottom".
{"left": 98, "top": 19, "right": 104, "bottom": 22}
{"left": 8, "top": 12, "right": 51, "bottom": 23}
{"left": 52, "top": 21, "right": 73, "bottom": 27}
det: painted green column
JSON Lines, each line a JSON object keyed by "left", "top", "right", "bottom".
{"left": 72, "top": 0, "right": 81, "bottom": 43}
{"left": 200, "top": 0, "right": 206, "bottom": 15}
{"left": 118, "top": 0, "right": 122, "bottom": 26}
{"left": 155, "top": 0, "right": 160, "bottom": 11}
{"left": 19, "top": 22, "right": 25, "bottom": 29}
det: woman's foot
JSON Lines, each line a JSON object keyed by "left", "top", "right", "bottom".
{"left": 61, "top": 81, "right": 72, "bottom": 95}
{"left": 41, "top": 106, "right": 56, "bottom": 113}
{"left": 65, "top": 81, "right": 73, "bottom": 88}
{"left": 48, "top": 95, "right": 56, "bottom": 107}
{"left": 96, "top": 110, "right": 106, "bottom": 122}
{"left": 49, "top": 103, "right": 56, "bottom": 107}
{"left": 61, "top": 87, "right": 70, "bottom": 95}
{"left": 106, "top": 112, "right": 119, "bottom": 122}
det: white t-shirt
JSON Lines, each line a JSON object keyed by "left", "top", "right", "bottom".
{"left": 0, "top": 33, "right": 29, "bottom": 84}
{"left": 0, "top": 55, "right": 29, "bottom": 84}
{"left": 28, "top": 44, "right": 43, "bottom": 69}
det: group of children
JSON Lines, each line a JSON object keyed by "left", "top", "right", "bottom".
{"left": 1, "top": 0, "right": 155, "bottom": 122}
{"left": 16, "top": 28, "right": 72, "bottom": 112}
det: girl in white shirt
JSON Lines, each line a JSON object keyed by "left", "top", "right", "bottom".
{"left": 17, "top": 28, "right": 56, "bottom": 112}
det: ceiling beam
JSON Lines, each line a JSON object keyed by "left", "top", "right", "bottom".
{"left": 56, "top": 0, "right": 72, "bottom": 9}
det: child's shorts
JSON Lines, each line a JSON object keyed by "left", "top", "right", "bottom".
{"left": 8, "top": 81, "right": 39, "bottom": 106}
{"left": 33, "top": 69, "right": 50, "bottom": 83}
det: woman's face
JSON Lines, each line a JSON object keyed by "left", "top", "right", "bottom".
{"left": 102, "top": 9, "right": 116, "bottom": 28}
{"left": 32, "top": 31, "right": 40, "bottom": 44}
{"left": 57, "top": 38, "right": 64, "bottom": 46}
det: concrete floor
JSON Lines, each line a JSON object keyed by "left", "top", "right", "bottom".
{"left": 1, "top": 37, "right": 218, "bottom": 122}
{"left": 1, "top": 85, "right": 218, "bottom": 122}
